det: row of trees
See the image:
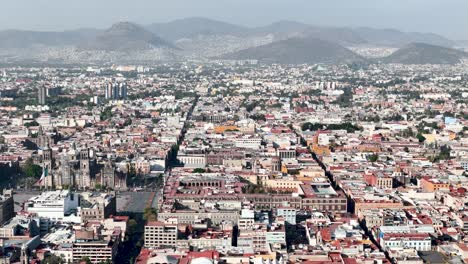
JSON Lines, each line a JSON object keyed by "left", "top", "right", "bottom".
{"left": 301, "top": 122, "right": 362, "bottom": 133}
{"left": 99, "top": 106, "right": 113, "bottom": 121}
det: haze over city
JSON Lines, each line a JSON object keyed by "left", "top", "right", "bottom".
{"left": 1, "top": 0, "right": 467, "bottom": 39}
{"left": 0, "top": 1, "right": 467, "bottom": 264}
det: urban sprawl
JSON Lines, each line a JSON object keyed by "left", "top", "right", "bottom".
{"left": 0, "top": 61, "right": 467, "bottom": 264}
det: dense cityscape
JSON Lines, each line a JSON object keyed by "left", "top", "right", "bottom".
{"left": 0, "top": 1, "right": 467, "bottom": 263}
{"left": 0, "top": 59, "right": 466, "bottom": 264}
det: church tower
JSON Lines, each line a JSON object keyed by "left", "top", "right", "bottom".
{"left": 79, "top": 148, "right": 92, "bottom": 188}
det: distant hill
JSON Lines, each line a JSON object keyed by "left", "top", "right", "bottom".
{"left": 220, "top": 37, "right": 366, "bottom": 64}
{"left": 381, "top": 43, "right": 467, "bottom": 64}
{"left": 354, "top": 28, "right": 455, "bottom": 47}
{"left": 251, "top": 23, "right": 454, "bottom": 47}
{"left": 251, "top": 20, "right": 311, "bottom": 38}
{"left": 0, "top": 18, "right": 459, "bottom": 64}
{"left": 146, "top": 18, "right": 454, "bottom": 50}
{"left": 249, "top": 21, "right": 365, "bottom": 45}
{"left": 456, "top": 40, "right": 468, "bottom": 49}
{"left": 81, "top": 22, "right": 173, "bottom": 51}
{"left": 303, "top": 27, "right": 366, "bottom": 46}
{"left": 0, "top": 19, "right": 455, "bottom": 51}
{"left": 147, "top": 17, "right": 247, "bottom": 41}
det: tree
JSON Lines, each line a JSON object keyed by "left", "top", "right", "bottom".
{"left": 245, "top": 101, "right": 259, "bottom": 112}
{"left": 336, "top": 87, "right": 353, "bottom": 107}
{"left": 301, "top": 122, "right": 361, "bottom": 133}
{"left": 80, "top": 257, "right": 92, "bottom": 264}
{"left": 43, "top": 255, "right": 65, "bottom": 264}
{"left": 249, "top": 114, "right": 266, "bottom": 121}
{"left": 127, "top": 219, "right": 138, "bottom": 236}
{"left": 416, "top": 133, "right": 426, "bottom": 143}
{"left": 128, "top": 163, "right": 137, "bottom": 178}
{"left": 367, "top": 153, "right": 379, "bottom": 163}
{"left": 400, "top": 128, "right": 415, "bottom": 138}
{"left": 143, "top": 207, "right": 157, "bottom": 222}
{"left": 24, "top": 121, "right": 39, "bottom": 127}
{"left": 155, "top": 174, "right": 164, "bottom": 188}
{"left": 23, "top": 158, "right": 42, "bottom": 178}
{"left": 100, "top": 106, "right": 113, "bottom": 121}
{"left": 123, "top": 118, "right": 132, "bottom": 126}
{"left": 437, "top": 145, "right": 451, "bottom": 161}
{"left": 385, "top": 114, "right": 404, "bottom": 121}
{"left": 192, "top": 168, "right": 206, "bottom": 173}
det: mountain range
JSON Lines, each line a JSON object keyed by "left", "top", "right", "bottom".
{"left": 145, "top": 18, "right": 455, "bottom": 47}
{"left": 0, "top": 17, "right": 465, "bottom": 64}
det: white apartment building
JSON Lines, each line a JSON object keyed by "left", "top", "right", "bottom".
{"left": 234, "top": 137, "right": 262, "bottom": 149}
{"left": 277, "top": 207, "right": 296, "bottom": 225}
{"left": 380, "top": 233, "right": 431, "bottom": 251}
{"left": 25, "top": 190, "right": 79, "bottom": 221}
{"left": 238, "top": 209, "right": 255, "bottom": 230}
{"left": 144, "top": 221, "right": 178, "bottom": 248}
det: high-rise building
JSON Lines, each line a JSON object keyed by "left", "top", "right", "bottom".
{"left": 119, "top": 82, "right": 128, "bottom": 100}
{"left": 105, "top": 82, "right": 128, "bottom": 100}
{"left": 47, "top": 86, "right": 62, "bottom": 97}
{"left": 38, "top": 86, "right": 47, "bottom": 105}
{"left": 112, "top": 83, "right": 119, "bottom": 100}
{"left": 0, "top": 190, "right": 14, "bottom": 225}
{"left": 105, "top": 82, "right": 113, "bottom": 100}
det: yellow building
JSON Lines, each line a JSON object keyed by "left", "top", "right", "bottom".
{"left": 311, "top": 145, "right": 331, "bottom": 156}
{"left": 214, "top": 125, "right": 239, "bottom": 134}
{"left": 299, "top": 168, "right": 325, "bottom": 178}
{"left": 262, "top": 178, "right": 302, "bottom": 192}
{"left": 422, "top": 133, "right": 436, "bottom": 144}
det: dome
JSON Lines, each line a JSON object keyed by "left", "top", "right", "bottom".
{"left": 191, "top": 257, "right": 214, "bottom": 264}
{"left": 147, "top": 255, "right": 178, "bottom": 264}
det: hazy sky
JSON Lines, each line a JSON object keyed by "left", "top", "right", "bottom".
{"left": 1, "top": 0, "right": 467, "bottom": 39}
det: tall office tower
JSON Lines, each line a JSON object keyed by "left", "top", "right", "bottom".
{"left": 38, "top": 86, "right": 47, "bottom": 105}
{"left": 105, "top": 82, "right": 113, "bottom": 100}
{"left": 105, "top": 81, "right": 127, "bottom": 100}
{"left": 119, "top": 82, "right": 128, "bottom": 100}
{"left": 112, "top": 83, "right": 119, "bottom": 100}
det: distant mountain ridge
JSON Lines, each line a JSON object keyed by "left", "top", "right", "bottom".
{"left": 80, "top": 22, "right": 173, "bottom": 51}
{"left": 145, "top": 17, "right": 455, "bottom": 48}
{"left": 353, "top": 27, "right": 455, "bottom": 48}
{"left": 0, "top": 17, "right": 461, "bottom": 64}
{"left": 147, "top": 17, "right": 248, "bottom": 41}
{"left": 381, "top": 43, "right": 468, "bottom": 64}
